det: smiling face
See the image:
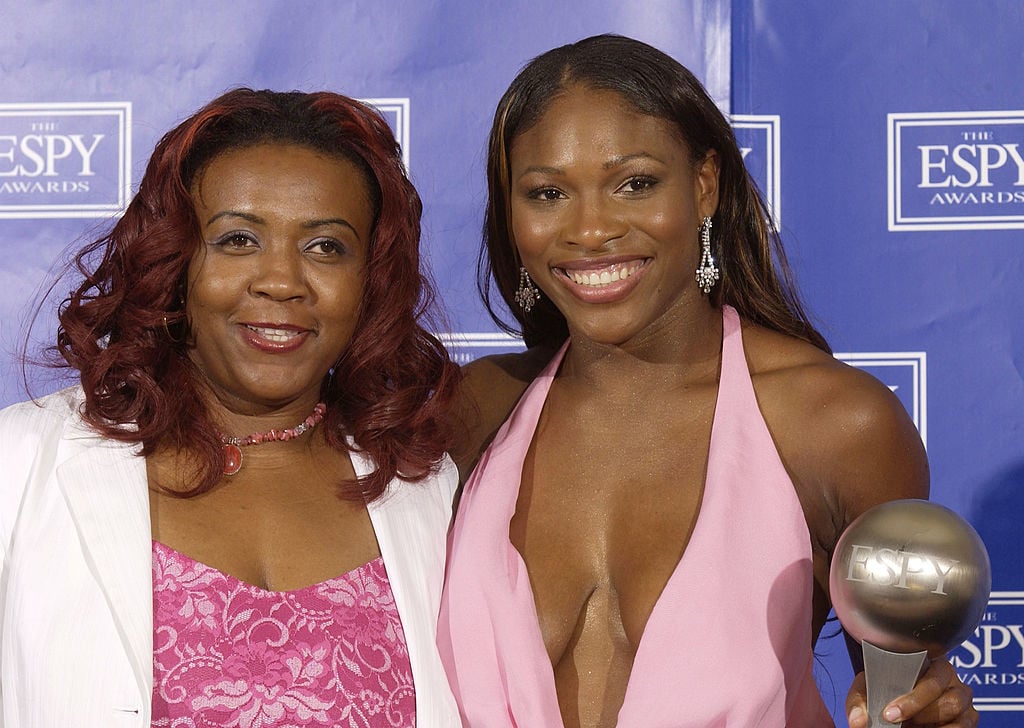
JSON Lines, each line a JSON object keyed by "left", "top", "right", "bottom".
{"left": 185, "top": 143, "right": 373, "bottom": 415}
{"left": 508, "top": 85, "right": 719, "bottom": 346}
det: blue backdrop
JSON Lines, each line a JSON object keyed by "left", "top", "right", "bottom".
{"left": 1, "top": 1, "right": 1019, "bottom": 722}
{"left": 732, "top": 2, "right": 1024, "bottom": 715}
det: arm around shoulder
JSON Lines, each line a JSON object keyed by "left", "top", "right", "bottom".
{"left": 449, "top": 346, "right": 555, "bottom": 483}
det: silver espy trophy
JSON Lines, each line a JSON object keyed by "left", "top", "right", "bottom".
{"left": 829, "top": 499, "right": 990, "bottom": 727}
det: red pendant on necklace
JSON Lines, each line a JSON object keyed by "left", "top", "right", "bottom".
{"left": 222, "top": 443, "right": 243, "bottom": 476}
{"left": 218, "top": 402, "right": 326, "bottom": 477}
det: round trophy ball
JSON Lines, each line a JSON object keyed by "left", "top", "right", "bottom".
{"left": 829, "top": 499, "right": 991, "bottom": 656}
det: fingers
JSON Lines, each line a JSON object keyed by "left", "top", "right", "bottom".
{"left": 888, "top": 659, "right": 978, "bottom": 727}
{"left": 845, "top": 671, "right": 868, "bottom": 728}
{"left": 847, "top": 660, "right": 978, "bottom": 727}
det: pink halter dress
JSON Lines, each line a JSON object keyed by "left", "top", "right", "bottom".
{"left": 438, "top": 305, "right": 834, "bottom": 727}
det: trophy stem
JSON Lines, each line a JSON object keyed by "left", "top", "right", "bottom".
{"left": 862, "top": 641, "right": 928, "bottom": 727}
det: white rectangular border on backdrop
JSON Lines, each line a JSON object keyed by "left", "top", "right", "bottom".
{"left": 888, "top": 110, "right": 1024, "bottom": 232}
{"left": 731, "top": 114, "right": 781, "bottom": 227}
{"left": 435, "top": 332, "right": 525, "bottom": 367}
{"left": 953, "top": 591, "right": 1024, "bottom": 712}
{"left": 836, "top": 351, "right": 927, "bottom": 447}
{"left": 362, "top": 98, "right": 410, "bottom": 170}
{"left": 0, "top": 102, "right": 132, "bottom": 219}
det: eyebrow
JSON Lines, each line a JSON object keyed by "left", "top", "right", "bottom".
{"left": 516, "top": 152, "right": 661, "bottom": 180}
{"left": 517, "top": 165, "right": 564, "bottom": 179}
{"left": 602, "top": 152, "right": 658, "bottom": 169}
{"left": 205, "top": 210, "right": 362, "bottom": 241}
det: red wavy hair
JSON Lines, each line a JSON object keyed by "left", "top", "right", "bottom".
{"left": 55, "top": 88, "right": 459, "bottom": 500}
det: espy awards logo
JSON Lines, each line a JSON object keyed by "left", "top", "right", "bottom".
{"left": 949, "top": 592, "right": 1024, "bottom": 712}
{"left": 888, "top": 111, "right": 1024, "bottom": 231}
{"left": 0, "top": 102, "right": 131, "bottom": 219}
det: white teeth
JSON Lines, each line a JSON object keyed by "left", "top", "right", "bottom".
{"left": 568, "top": 263, "right": 642, "bottom": 287}
{"left": 249, "top": 326, "right": 299, "bottom": 342}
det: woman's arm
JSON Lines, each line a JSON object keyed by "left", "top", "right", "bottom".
{"left": 449, "top": 347, "right": 554, "bottom": 483}
{"left": 780, "top": 360, "right": 974, "bottom": 727}
{"left": 747, "top": 324, "right": 976, "bottom": 727}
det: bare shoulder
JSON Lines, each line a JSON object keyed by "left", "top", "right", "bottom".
{"left": 741, "top": 322, "right": 929, "bottom": 536}
{"left": 450, "top": 345, "right": 557, "bottom": 482}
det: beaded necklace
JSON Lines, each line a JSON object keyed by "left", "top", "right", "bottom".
{"left": 219, "top": 402, "right": 327, "bottom": 476}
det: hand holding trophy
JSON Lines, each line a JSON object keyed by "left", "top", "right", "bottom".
{"left": 829, "top": 499, "right": 990, "bottom": 727}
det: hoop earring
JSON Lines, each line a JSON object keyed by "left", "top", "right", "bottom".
{"left": 513, "top": 266, "right": 541, "bottom": 313}
{"left": 162, "top": 314, "right": 187, "bottom": 344}
{"left": 695, "top": 216, "right": 719, "bottom": 295}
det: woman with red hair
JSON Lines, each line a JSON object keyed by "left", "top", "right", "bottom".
{"left": 0, "top": 89, "right": 461, "bottom": 726}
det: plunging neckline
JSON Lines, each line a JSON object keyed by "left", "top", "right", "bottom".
{"left": 438, "top": 304, "right": 830, "bottom": 727}
{"left": 502, "top": 339, "right": 726, "bottom": 725}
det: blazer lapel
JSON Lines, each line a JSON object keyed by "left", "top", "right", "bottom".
{"left": 359, "top": 447, "right": 461, "bottom": 724}
{"left": 56, "top": 426, "right": 153, "bottom": 710}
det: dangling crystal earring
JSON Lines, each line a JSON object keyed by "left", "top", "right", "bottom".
{"left": 695, "top": 216, "right": 719, "bottom": 294}
{"left": 514, "top": 266, "right": 541, "bottom": 313}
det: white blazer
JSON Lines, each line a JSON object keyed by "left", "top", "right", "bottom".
{"left": 0, "top": 387, "right": 461, "bottom": 727}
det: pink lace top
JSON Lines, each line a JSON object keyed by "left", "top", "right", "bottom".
{"left": 151, "top": 540, "right": 415, "bottom": 727}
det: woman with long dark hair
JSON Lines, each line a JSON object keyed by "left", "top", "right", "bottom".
{"left": 441, "top": 35, "right": 977, "bottom": 727}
